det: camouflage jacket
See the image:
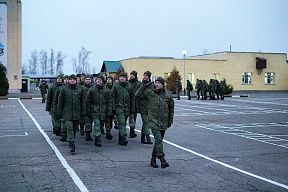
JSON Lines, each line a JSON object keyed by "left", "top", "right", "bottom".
{"left": 45, "top": 83, "right": 63, "bottom": 113}
{"left": 57, "top": 84, "right": 84, "bottom": 121}
{"left": 86, "top": 85, "right": 112, "bottom": 120}
{"left": 39, "top": 83, "right": 49, "bottom": 94}
{"left": 111, "top": 81, "right": 135, "bottom": 116}
{"left": 136, "top": 80, "right": 154, "bottom": 114}
{"left": 186, "top": 81, "right": 193, "bottom": 91}
{"left": 135, "top": 85, "right": 174, "bottom": 130}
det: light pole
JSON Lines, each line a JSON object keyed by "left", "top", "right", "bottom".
{"left": 182, "top": 50, "right": 187, "bottom": 95}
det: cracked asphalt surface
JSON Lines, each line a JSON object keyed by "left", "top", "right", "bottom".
{"left": 0, "top": 91, "right": 288, "bottom": 192}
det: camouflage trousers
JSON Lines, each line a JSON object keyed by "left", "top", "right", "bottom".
{"left": 60, "top": 119, "right": 66, "bottom": 132}
{"left": 129, "top": 113, "right": 137, "bottom": 128}
{"left": 65, "top": 120, "right": 79, "bottom": 142}
{"left": 41, "top": 93, "right": 46, "bottom": 103}
{"left": 92, "top": 118, "right": 104, "bottom": 137}
{"left": 151, "top": 129, "right": 166, "bottom": 158}
{"left": 51, "top": 113, "right": 61, "bottom": 130}
{"left": 116, "top": 113, "right": 128, "bottom": 136}
{"left": 139, "top": 113, "right": 150, "bottom": 135}
{"left": 85, "top": 116, "right": 93, "bottom": 133}
{"left": 105, "top": 116, "right": 114, "bottom": 131}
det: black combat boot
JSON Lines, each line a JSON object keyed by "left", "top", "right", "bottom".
{"left": 129, "top": 127, "right": 137, "bottom": 138}
{"left": 53, "top": 127, "right": 61, "bottom": 136}
{"left": 85, "top": 132, "right": 93, "bottom": 141}
{"left": 145, "top": 134, "right": 153, "bottom": 144}
{"left": 114, "top": 124, "right": 119, "bottom": 130}
{"left": 80, "top": 125, "right": 85, "bottom": 135}
{"left": 95, "top": 136, "right": 102, "bottom": 147}
{"left": 106, "top": 130, "right": 113, "bottom": 140}
{"left": 159, "top": 156, "right": 169, "bottom": 168}
{"left": 60, "top": 131, "right": 67, "bottom": 142}
{"left": 118, "top": 135, "right": 128, "bottom": 146}
{"left": 150, "top": 156, "right": 158, "bottom": 168}
{"left": 141, "top": 132, "right": 146, "bottom": 144}
{"left": 69, "top": 142, "right": 75, "bottom": 153}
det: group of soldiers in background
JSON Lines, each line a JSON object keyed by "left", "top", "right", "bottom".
{"left": 195, "top": 79, "right": 225, "bottom": 100}
{"left": 175, "top": 78, "right": 225, "bottom": 100}
{"left": 43, "top": 70, "right": 174, "bottom": 169}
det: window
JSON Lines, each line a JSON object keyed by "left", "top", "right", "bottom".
{"left": 164, "top": 72, "right": 171, "bottom": 79}
{"left": 214, "top": 73, "right": 220, "bottom": 81}
{"left": 265, "top": 73, "right": 275, "bottom": 84}
{"left": 188, "top": 73, "right": 195, "bottom": 84}
{"left": 242, "top": 72, "right": 252, "bottom": 84}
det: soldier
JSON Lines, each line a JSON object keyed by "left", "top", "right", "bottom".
{"left": 201, "top": 80, "right": 208, "bottom": 100}
{"left": 104, "top": 76, "right": 115, "bottom": 140}
{"left": 220, "top": 81, "right": 225, "bottom": 100}
{"left": 46, "top": 75, "right": 63, "bottom": 136}
{"left": 215, "top": 80, "right": 221, "bottom": 100}
{"left": 209, "top": 79, "right": 216, "bottom": 100}
{"left": 55, "top": 75, "right": 69, "bottom": 142}
{"left": 39, "top": 80, "right": 49, "bottom": 103}
{"left": 137, "top": 71, "right": 154, "bottom": 144}
{"left": 82, "top": 75, "right": 94, "bottom": 141}
{"left": 111, "top": 72, "right": 135, "bottom": 146}
{"left": 186, "top": 80, "right": 193, "bottom": 100}
{"left": 78, "top": 73, "right": 86, "bottom": 135}
{"left": 135, "top": 77, "right": 174, "bottom": 169}
{"left": 128, "top": 70, "right": 141, "bottom": 138}
{"left": 195, "top": 79, "right": 202, "bottom": 100}
{"left": 175, "top": 78, "right": 182, "bottom": 100}
{"left": 87, "top": 75, "right": 112, "bottom": 147}
{"left": 58, "top": 74, "right": 85, "bottom": 153}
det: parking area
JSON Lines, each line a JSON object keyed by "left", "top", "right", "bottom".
{"left": 0, "top": 92, "right": 288, "bottom": 192}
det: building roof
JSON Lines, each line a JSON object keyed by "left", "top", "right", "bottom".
{"left": 22, "top": 74, "right": 57, "bottom": 79}
{"left": 101, "top": 61, "right": 123, "bottom": 73}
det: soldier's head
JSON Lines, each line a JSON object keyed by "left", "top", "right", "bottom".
{"left": 85, "top": 75, "right": 92, "bottom": 85}
{"left": 143, "top": 71, "right": 151, "bottom": 81}
{"left": 96, "top": 75, "right": 104, "bottom": 86}
{"left": 119, "top": 72, "right": 128, "bottom": 83}
{"left": 107, "top": 76, "right": 114, "bottom": 84}
{"left": 130, "top": 70, "right": 138, "bottom": 80}
{"left": 76, "top": 76, "right": 80, "bottom": 83}
{"left": 56, "top": 75, "right": 63, "bottom": 83}
{"left": 69, "top": 74, "right": 77, "bottom": 85}
{"left": 64, "top": 75, "right": 69, "bottom": 85}
{"left": 155, "top": 77, "right": 165, "bottom": 90}
{"left": 80, "top": 73, "right": 86, "bottom": 82}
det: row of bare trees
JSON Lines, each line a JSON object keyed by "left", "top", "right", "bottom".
{"left": 23, "top": 47, "right": 95, "bottom": 75}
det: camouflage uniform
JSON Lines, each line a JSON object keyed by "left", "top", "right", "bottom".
{"left": 128, "top": 70, "right": 142, "bottom": 138}
{"left": 57, "top": 75, "right": 85, "bottom": 152}
{"left": 220, "top": 81, "right": 225, "bottom": 100}
{"left": 86, "top": 76, "right": 112, "bottom": 147}
{"left": 135, "top": 77, "right": 174, "bottom": 168}
{"left": 186, "top": 80, "right": 193, "bottom": 100}
{"left": 176, "top": 80, "right": 182, "bottom": 100}
{"left": 111, "top": 72, "right": 135, "bottom": 146}
{"left": 45, "top": 75, "right": 63, "bottom": 136}
{"left": 201, "top": 80, "right": 209, "bottom": 100}
{"left": 39, "top": 82, "right": 49, "bottom": 103}
{"left": 104, "top": 76, "right": 115, "bottom": 140}
{"left": 195, "top": 79, "right": 202, "bottom": 99}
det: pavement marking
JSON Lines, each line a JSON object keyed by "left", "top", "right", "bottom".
{"left": 132, "top": 128, "right": 288, "bottom": 190}
{"left": 0, "top": 105, "right": 15, "bottom": 107}
{"left": 195, "top": 123, "right": 288, "bottom": 149}
{"left": 18, "top": 99, "right": 89, "bottom": 192}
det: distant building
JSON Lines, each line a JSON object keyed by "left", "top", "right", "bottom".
{"left": 101, "top": 52, "right": 288, "bottom": 91}
{"left": 100, "top": 61, "right": 123, "bottom": 77}
{"left": 0, "top": 0, "right": 22, "bottom": 93}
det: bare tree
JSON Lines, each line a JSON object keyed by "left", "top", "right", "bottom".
{"left": 48, "top": 48, "right": 55, "bottom": 74}
{"left": 22, "top": 62, "right": 28, "bottom": 75}
{"left": 39, "top": 50, "right": 48, "bottom": 75}
{"left": 92, "top": 66, "right": 97, "bottom": 74}
{"left": 56, "top": 51, "right": 66, "bottom": 75}
{"left": 29, "top": 50, "right": 38, "bottom": 74}
{"left": 72, "top": 47, "right": 92, "bottom": 74}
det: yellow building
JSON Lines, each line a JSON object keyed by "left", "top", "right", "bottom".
{"left": 116, "top": 52, "right": 288, "bottom": 91}
{"left": 0, "top": 0, "right": 22, "bottom": 93}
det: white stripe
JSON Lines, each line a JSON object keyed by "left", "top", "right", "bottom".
{"left": 18, "top": 99, "right": 89, "bottom": 192}
{"left": 132, "top": 128, "right": 288, "bottom": 190}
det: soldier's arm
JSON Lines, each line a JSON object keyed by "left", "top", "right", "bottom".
{"left": 135, "top": 85, "right": 148, "bottom": 99}
{"left": 107, "top": 90, "right": 113, "bottom": 117}
{"left": 53, "top": 89, "right": 60, "bottom": 116}
{"left": 45, "top": 87, "right": 52, "bottom": 111}
{"left": 111, "top": 86, "right": 116, "bottom": 113}
{"left": 57, "top": 89, "right": 65, "bottom": 118}
{"left": 168, "top": 94, "right": 175, "bottom": 126}
{"left": 80, "top": 88, "right": 86, "bottom": 117}
{"left": 86, "top": 88, "right": 92, "bottom": 118}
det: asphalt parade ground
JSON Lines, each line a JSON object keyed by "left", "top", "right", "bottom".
{"left": 0, "top": 92, "right": 288, "bottom": 192}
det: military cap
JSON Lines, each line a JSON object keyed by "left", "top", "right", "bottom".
{"left": 107, "top": 76, "right": 114, "bottom": 81}
{"left": 130, "top": 70, "right": 138, "bottom": 78}
{"left": 85, "top": 74, "right": 92, "bottom": 79}
{"left": 119, "top": 72, "right": 128, "bottom": 79}
{"left": 97, "top": 75, "right": 104, "bottom": 81}
{"left": 64, "top": 75, "right": 69, "bottom": 79}
{"left": 144, "top": 71, "right": 151, "bottom": 78}
{"left": 155, "top": 77, "right": 165, "bottom": 85}
{"left": 69, "top": 74, "right": 77, "bottom": 80}
{"left": 56, "top": 74, "right": 64, "bottom": 80}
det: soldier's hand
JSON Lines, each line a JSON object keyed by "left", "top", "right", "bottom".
{"left": 144, "top": 81, "right": 152, "bottom": 88}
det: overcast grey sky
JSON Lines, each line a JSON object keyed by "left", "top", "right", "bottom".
{"left": 22, "top": 0, "right": 288, "bottom": 74}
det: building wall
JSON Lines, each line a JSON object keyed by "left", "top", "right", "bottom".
{"left": 120, "top": 52, "right": 288, "bottom": 91}
{"left": 0, "top": 0, "right": 22, "bottom": 93}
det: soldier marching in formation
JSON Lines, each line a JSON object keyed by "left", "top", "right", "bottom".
{"left": 39, "top": 80, "right": 49, "bottom": 103}
{"left": 194, "top": 79, "right": 225, "bottom": 100}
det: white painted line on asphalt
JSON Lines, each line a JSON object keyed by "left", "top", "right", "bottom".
{"left": 18, "top": 99, "right": 89, "bottom": 192}
{"left": 132, "top": 127, "right": 288, "bottom": 190}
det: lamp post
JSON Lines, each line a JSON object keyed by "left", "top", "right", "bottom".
{"left": 182, "top": 50, "right": 187, "bottom": 95}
